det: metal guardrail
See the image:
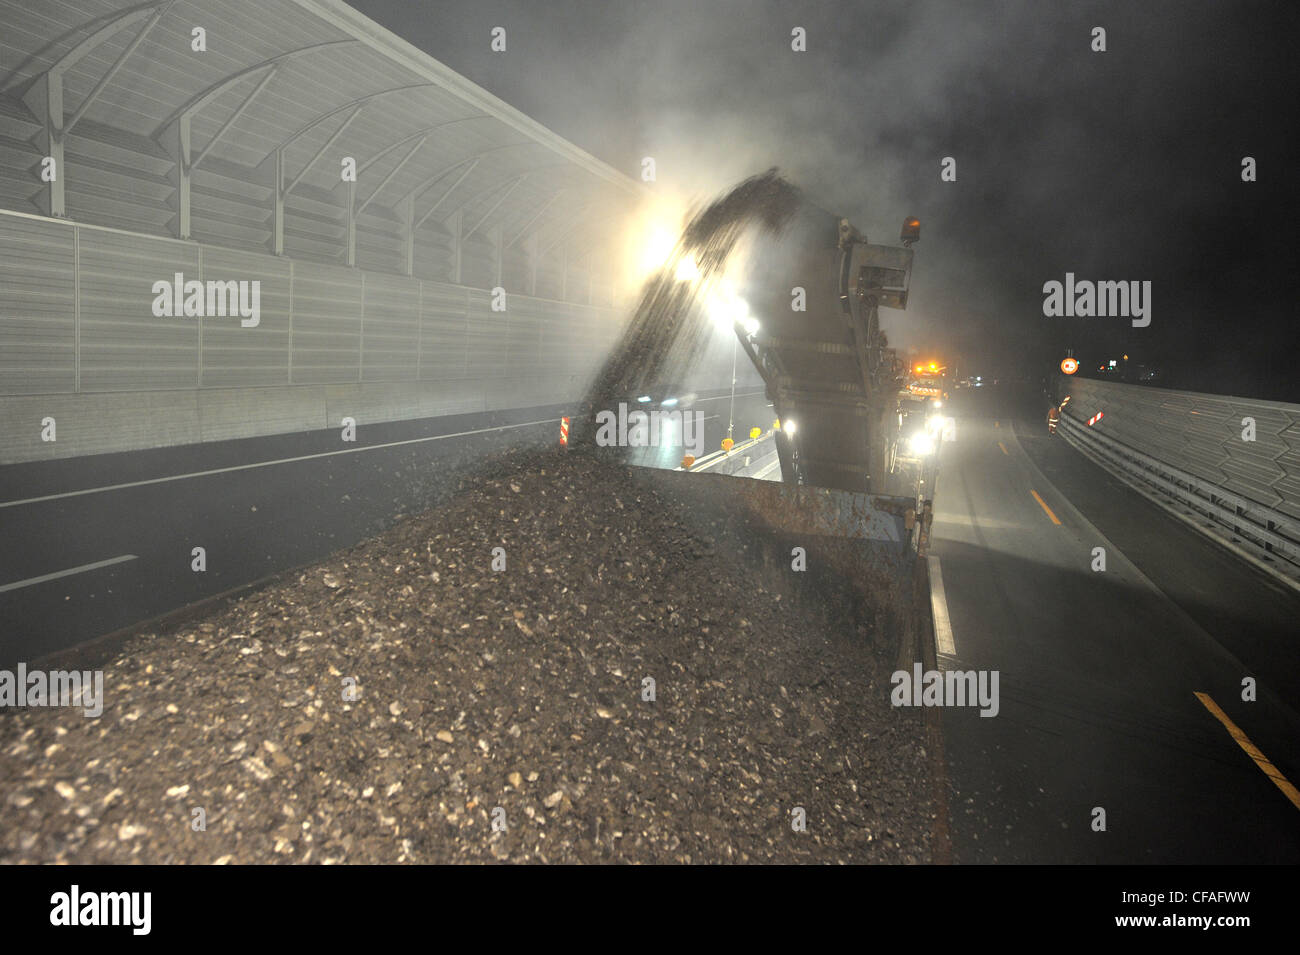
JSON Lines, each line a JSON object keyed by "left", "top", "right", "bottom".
{"left": 1059, "top": 409, "right": 1300, "bottom": 576}
{"left": 1060, "top": 378, "right": 1300, "bottom": 523}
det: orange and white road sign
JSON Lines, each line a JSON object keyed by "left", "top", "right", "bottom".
{"left": 1060, "top": 357, "right": 1079, "bottom": 375}
{"left": 559, "top": 416, "right": 570, "bottom": 447}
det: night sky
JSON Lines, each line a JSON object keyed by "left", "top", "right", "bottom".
{"left": 346, "top": 0, "right": 1298, "bottom": 400}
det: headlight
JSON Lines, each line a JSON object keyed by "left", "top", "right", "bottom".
{"left": 908, "top": 432, "right": 936, "bottom": 456}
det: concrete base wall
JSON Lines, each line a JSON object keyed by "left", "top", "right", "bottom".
{"left": 0, "top": 376, "right": 587, "bottom": 464}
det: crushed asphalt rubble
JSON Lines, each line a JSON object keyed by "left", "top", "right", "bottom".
{"left": 0, "top": 447, "right": 937, "bottom": 864}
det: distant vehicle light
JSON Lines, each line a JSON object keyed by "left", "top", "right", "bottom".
{"left": 931, "top": 399, "right": 942, "bottom": 408}
{"left": 636, "top": 395, "right": 652, "bottom": 403}
{"left": 660, "top": 397, "right": 678, "bottom": 407}
{"left": 783, "top": 419, "right": 798, "bottom": 436}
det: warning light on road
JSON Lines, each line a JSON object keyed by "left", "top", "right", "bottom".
{"left": 749, "top": 426, "right": 761, "bottom": 440}
{"left": 1060, "top": 358, "right": 1079, "bottom": 375}
{"left": 1087, "top": 411, "right": 1104, "bottom": 426}
{"left": 721, "top": 437, "right": 734, "bottom": 452}
{"left": 773, "top": 419, "right": 781, "bottom": 431}
{"left": 681, "top": 455, "right": 696, "bottom": 469}
{"left": 559, "top": 416, "right": 570, "bottom": 447}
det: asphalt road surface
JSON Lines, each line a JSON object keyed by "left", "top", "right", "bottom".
{"left": 7, "top": 376, "right": 1295, "bottom": 865}
{"left": 0, "top": 388, "right": 772, "bottom": 665}
{"left": 930, "top": 384, "right": 1300, "bottom": 863}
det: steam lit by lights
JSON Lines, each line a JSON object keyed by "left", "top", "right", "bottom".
{"left": 620, "top": 196, "right": 692, "bottom": 285}
{"left": 675, "top": 256, "right": 700, "bottom": 281}
{"left": 640, "top": 226, "right": 677, "bottom": 275}
{"left": 708, "top": 280, "right": 750, "bottom": 331}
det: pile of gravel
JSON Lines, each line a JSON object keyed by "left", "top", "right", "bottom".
{"left": 0, "top": 450, "right": 936, "bottom": 863}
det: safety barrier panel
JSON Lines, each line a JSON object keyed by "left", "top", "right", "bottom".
{"left": 1058, "top": 378, "right": 1300, "bottom": 581}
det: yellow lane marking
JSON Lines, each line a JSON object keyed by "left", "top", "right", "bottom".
{"left": 1195, "top": 692, "right": 1300, "bottom": 811}
{"left": 997, "top": 441, "right": 1009, "bottom": 456}
{"left": 1029, "top": 488, "right": 1061, "bottom": 525}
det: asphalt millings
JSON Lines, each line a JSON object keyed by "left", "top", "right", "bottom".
{"left": 0, "top": 449, "right": 936, "bottom": 863}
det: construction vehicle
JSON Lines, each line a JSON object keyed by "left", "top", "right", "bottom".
{"left": 693, "top": 204, "right": 935, "bottom": 663}
{"left": 626, "top": 195, "right": 937, "bottom": 665}
{"left": 737, "top": 205, "right": 933, "bottom": 502}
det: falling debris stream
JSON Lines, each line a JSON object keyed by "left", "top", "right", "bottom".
{"left": 584, "top": 169, "right": 802, "bottom": 413}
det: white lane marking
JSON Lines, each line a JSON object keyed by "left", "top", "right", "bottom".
{"left": 694, "top": 391, "right": 765, "bottom": 403}
{"left": 0, "top": 418, "right": 556, "bottom": 510}
{"left": 0, "top": 554, "right": 138, "bottom": 593}
{"left": 928, "top": 555, "right": 957, "bottom": 656}
{"left": 754, "top": 457, "right": 782, "bottom": 479}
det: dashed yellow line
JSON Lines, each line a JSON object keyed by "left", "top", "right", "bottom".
{"left": 1029, "top": 488, "right": 1061, "bottom": 525}
{"left": 1194, "top": 692, "right": 1300, "bottom": 811}
{"left": 997, "top": 441, "right": 1009, "bottom": 456}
